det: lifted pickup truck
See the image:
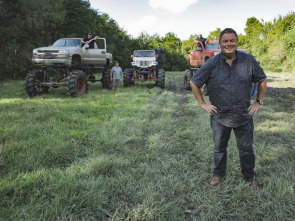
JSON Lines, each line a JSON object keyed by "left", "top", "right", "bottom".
{"left": 25, "top": 38, "right": 113, "bottom": 97}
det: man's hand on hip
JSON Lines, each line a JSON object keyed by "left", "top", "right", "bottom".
{"left": 248, "top": 102, "right": 261, "bottom": 115}
{"left": 200, "top": 103, "right": 217, "bottom": 115}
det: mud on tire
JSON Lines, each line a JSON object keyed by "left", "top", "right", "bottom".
{"left": 123, "top": 68, "right": 133, "bottom": 87}
{"left": 157, "top": 69, "right": 165, "bottom": 89}
{"left": 184, "top": 69, "right": 193, "bottom": 90}
{"left": 102, "top": 68, "right": 112, "bottom": 89}
{"left": 66, "top": 70, "right": 88, "bottom": 97}
{"left": 24, "top": 69, "right": 49, "bottom": 97}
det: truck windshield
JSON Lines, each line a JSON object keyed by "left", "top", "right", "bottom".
{"left": 134, "top": 51, "right": 155, "bottom": 57}
{"left": 51, "top": 39, "right": 81, "bottom": 47}
{"left": 206, "top": 43, "right": 220, "bottom": 49}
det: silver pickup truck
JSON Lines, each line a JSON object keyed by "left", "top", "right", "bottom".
{"left": 25, "top": 38, "right": 113, "bottom": 98}
{"left": 32, "top": 38, "right": 112, "bottom": 68}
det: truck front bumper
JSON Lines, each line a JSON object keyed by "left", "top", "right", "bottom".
{"left": 32, "top": 58, "right": 72, "bottom": 67}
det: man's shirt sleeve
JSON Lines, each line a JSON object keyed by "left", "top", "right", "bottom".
{"left": 190, "top": 58, "right": 215, "bottom": 88}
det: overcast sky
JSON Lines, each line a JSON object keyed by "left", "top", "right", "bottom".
{"left": 89, "top": 0, "right": 295, "bottom": 40}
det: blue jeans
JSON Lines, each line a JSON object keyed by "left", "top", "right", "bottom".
{"left": 157, "top": 56, "right": 162, "bottom": 69}
{"left": 251, "top": 82, "right": 258, "bottom": 97}
{"left": 210, "top": 117, "right": 256, "bottom": 181}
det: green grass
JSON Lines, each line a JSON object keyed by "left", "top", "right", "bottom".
{"left": 0, "top": 71, "right": 295, "bottom": 220}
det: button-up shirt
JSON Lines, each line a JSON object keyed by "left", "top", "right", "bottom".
{"left": 191, "top": 51, "right": 267, "bottom": 127}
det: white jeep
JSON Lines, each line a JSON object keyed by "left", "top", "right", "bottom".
{"left": 123, "top": 50, "right": 165, "bottom": 89}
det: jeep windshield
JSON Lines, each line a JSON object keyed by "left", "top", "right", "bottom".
{"left": 205, "top": 42, "right": 220, "bottom": 50}
{"left": 51, "top": 39, "right": 81, "bottom": 47}
{"left": 134, "top": 51, "right": 155, "bottom": 57}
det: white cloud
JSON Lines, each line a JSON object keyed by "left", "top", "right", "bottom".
{"left": 121, "top": 15, "right": 175, "bottom": 38}
{"left": 149, "top": 0, "right": 198, "bottom": 14}
{"left": 121, "top": 15, "right": 157, "bottom": 37}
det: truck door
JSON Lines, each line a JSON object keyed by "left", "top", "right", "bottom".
{"left": 82, "top": 38, "right": 106, "bottom": 65}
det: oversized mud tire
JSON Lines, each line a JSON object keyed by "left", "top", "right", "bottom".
{"left": 184, "top": 69, "right": 193, "bottom": 90}
{"left": 123, "top": 69, "right": 133, "bottom": 87}
{"left": 102, "top": 69, "right": 112, "bottom": 89}
{"left": 157, "top": 69, "right": 165, "bottom": 89}
{"left": 66, "top": 70, "right": 88, "bottom": 97}
{"left": 24, "top": 69, "right": 49, "bottom": 97}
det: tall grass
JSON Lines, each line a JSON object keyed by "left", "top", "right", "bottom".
{"left": 0, "top": 72, "right": 295, "bottom": 220}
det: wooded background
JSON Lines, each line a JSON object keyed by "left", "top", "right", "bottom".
{"left": 1, "top": 0, "right": 294, "bottom": 79}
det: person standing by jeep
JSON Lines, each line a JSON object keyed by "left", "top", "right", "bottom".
{"left": 190, "top": 28, "right": 267, "bottom": 190}
{"left": 110, "top": 61, "right": 123, "bottom": 92}
{"left": 154, "top": 44, "right": 164, "bottom": 69}
{"left": 195, "top": 34, "right": 208, "bottom": 49}
{"left": 81, "top": 32, "right": 99, "bottom": 48}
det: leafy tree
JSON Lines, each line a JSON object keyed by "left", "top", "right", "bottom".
{"left": 207, "top": 28, "right": 221, "bottom": 40}
{"left": 0, "top": 0, "right": 65, "bottom": 79}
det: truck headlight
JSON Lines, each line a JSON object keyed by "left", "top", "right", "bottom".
{"left": 214, "top": 51, "right": 220, "bottom": 56}
{"left": 33, "top": 49, "right": 38, "bottom": 55}
{"left": 57, "top": 50, "right": 70, "bottom": 58}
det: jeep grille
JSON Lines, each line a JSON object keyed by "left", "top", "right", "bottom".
{"left": 140, "top": 61, "right": 149, "bottom": 66}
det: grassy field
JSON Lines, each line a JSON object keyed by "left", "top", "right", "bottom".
{"left": 0, "top": 71, "right": 295, "bottom": 220}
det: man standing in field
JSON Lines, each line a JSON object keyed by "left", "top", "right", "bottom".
{"left": 110, "top": 61, "right": 123, "bottom": 92}
{"left": 154, "top": 44, "right": 164, "bottom": 69}
{"left": 190, "top": 28, "right": 267, "bottom": 190}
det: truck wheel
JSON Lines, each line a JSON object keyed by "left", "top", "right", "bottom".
{"left": 102, "top": 69, "right": 112, "bottom": 89}
{"left": 123, "top": 69, "right": 133, "bottom": 87}
{"left": 157, "top": 69, "right": 165, "bottom": 89}
{"left": 184, "top": 69, "right": 192, "bottom": 90}
{"left": 24, "top": 69, "right": 49, "bottom": 97}
{"left": 66, "top": 70, "right": 88, "bottom": 97}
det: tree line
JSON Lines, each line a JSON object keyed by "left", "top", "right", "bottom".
{"left": 0, "top": 0, "right": 294, "bottom": 80}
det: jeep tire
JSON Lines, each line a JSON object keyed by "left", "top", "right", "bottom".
{"left": 157, "top": 69, "right": 165, "bottom": 89}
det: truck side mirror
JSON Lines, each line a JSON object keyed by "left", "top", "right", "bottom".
{"left": 85, "top": 45, "right": 89, "bottom": 49}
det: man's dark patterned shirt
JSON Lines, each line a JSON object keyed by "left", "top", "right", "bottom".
{"left": 191, "top": 51, "right": 267, "bottom": 127}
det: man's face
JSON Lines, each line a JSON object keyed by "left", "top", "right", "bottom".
{"left": 115, "top": 62, "right": 119, "bottom": 67}
{"left": 88, "top": 34, "right": 92, "bottom": 38}
{"left": 219, "top": 33, "right": 238, "bottom": 56}
{"left": 198, "top": 35, "right": 202, "bottom": 39}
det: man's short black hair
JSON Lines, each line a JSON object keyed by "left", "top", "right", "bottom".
{"left": 219, "top": 28, "right": 238, "bottom": 42}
